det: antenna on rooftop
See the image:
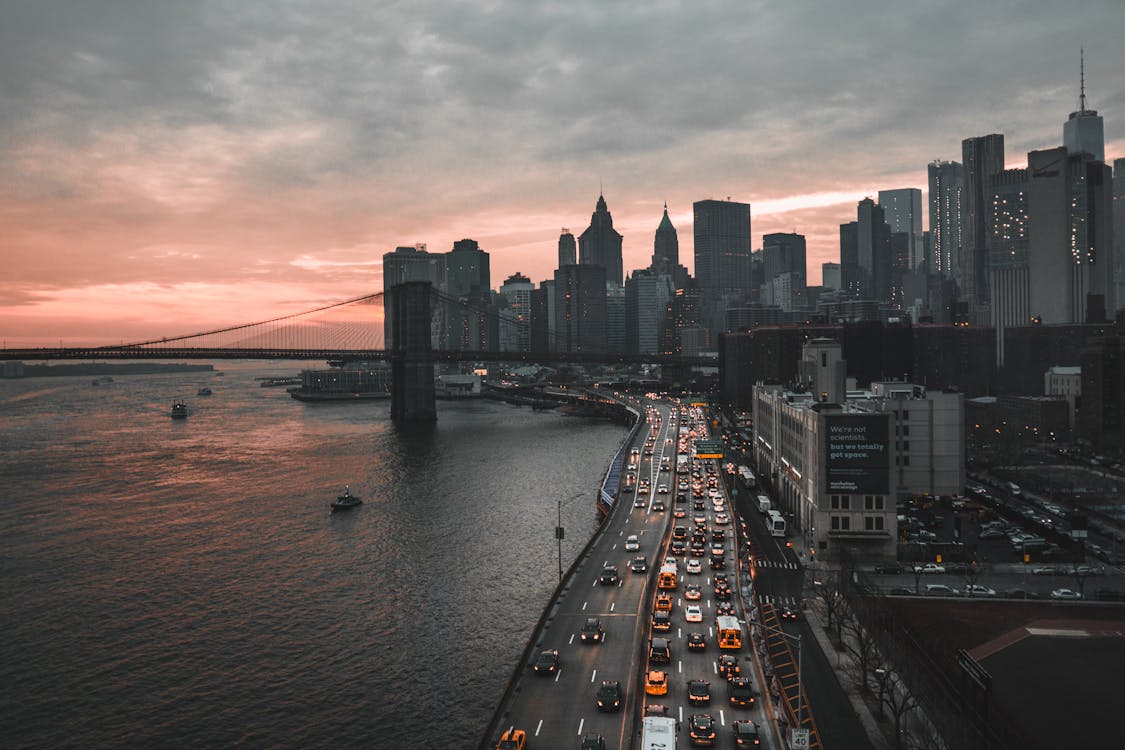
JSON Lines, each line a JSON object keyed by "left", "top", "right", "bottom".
{"left": 1080, "top": 48, "right": 1088, "bottom": 113}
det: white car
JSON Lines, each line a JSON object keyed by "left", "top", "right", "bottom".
{"left": 914, "top": 563, "right": 946, "bottom": 574}
{"left": 1050, "top": 588, "right": 1082, "bottom": 600}
{"left": 962, "top": 585, "right": 997, "bottom": 597}
{"left": 625, "top": 535, "right": 640, "bottom": 552}
{"left": 685, "top": 559, "right": 702, "bottom": 574}
{"left": 658, "top": 485, "right": 669, "bottom": 494}
{"left": 684, "top": 605, "right": 703, "bottom": 623}
{"left": 714, "top": 513, "right": 730, "bottom": 525}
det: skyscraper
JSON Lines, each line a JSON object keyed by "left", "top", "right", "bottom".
{"left": 445, "top": 238, "right": 490, "bottom": 299}
{"left": 625, "top": 269, "right": 674, "bottom": 354}
{"left": 1028, "top": 146, "right": 1115, "bottom": 324}
{"left": 961, "top": 134, "right": 1005, "bottom": 321}
{"left": 498, "top": 272, "right": 534, "bottom": 352}
{"left": 694, "top": 199, "right": 751, "bottom": 332}
{"left": 558, "top": 229, "right": 576, "bottom": 268}
{"left": 857, "top": 198, "right": 891, "bottom": 301}
{"left": 1063, "top": 51, "right": 1105, "bottom": 162}
{"left": 554, "top": 264, "right": 608, "bottom": 353}
{"left": 652, "top": 204, "right": 679, "bottom": 275}
{"left": 928, "top": 160, "right": 964, "bottom": 278}
{"left": 839, "top": 221, "right": 859, "bottom": 295}
{"left": 761, "top": 233, "right": 806, "bottom": 308}
{"left": 578, "top": 194, "right": 624, "bottom": 287}
{"left": 1114, "top": 159, "right": 1125, "bottom": 310}
{"left": 382, "top": 244, "right": 443, "bottom": 350}
{"left": 878, "top": 188, "right": 924, "bottom": 271}
{"left": 988, "top": 168, "right": 1030, "bottom": 365}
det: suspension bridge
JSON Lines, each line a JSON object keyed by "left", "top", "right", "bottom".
{"left": 4, "top": 282, "right": 716, "bottom": 420}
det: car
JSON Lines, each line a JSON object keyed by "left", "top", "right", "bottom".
{"left": 914, "top": 563, "right": 946, "bottom": 574}
{"left": 709, "top": 555, "right": 726, "bottom": 570}
{"left": 1032, "top": 566, "right": 1061, "bottom": 576}
{"left": 1074, "top": 565, "right": 1101, "bottom": 576}
{"left": 718, "top": 654, "right": 740, "bottom": 679}
{"left": 1002, "top": 588, "right": 1040, "bottom": 600}
{"left": 645, "top": 703, "right": 670, "bottom": 717}
{"left": 674, "top": 507, "right": 687, "bottom": 518}
{"left": 624, "top": 535, "right": 640, "bottom": 552}
{"left": 634, "top": 497, "right": 647, "bottom": 508}
{"left": 638, "top": 485, "right": 649, "bottom": 495}
{"left": 672, "top": 525, "right": 688, "bottom": 540}
{"left": 652, "top": 500, "right": 666, "bottom": 512}
{"left": 889, "top": 587, "right": 915, "bottom": 596}
{"left": 579, "top": 734, "right": 606, "bottom": 750}
{"left": 779, "top": 606, "right": 799, "bottom": 621}
{"left": 686, "top": 558, "right": 703, "bottom": 574}
{"left": 731, "top": 719, "right": 762, "bottom": 746}
{"left": 714, "top": 582, "right": 732, "bottom": 600}
{"left": 925, "top": 584, "right": 959, "bottom": 596}
{"left": 873, "top": 563, "right": 903, "bottom": 574}
{"left": 685, "top": 604, "right": 703, "bottom": 622}
{"left": 714, "top": 513, "right": 730, "bottom": 525}
{"left": 532, "top": 648, "right": 559, "bottom": 675}
{"left": 580, "top": 617, "right": 604, "bottom": 643}
{"left": 694, "top": 514, "right": 708, "bottom": 527}
{"left": 962, "top": 584, "right": 997, "bottom": 597}
{"left": 710, "top": 543, "right": 725, "bottom": 557}
{"left": 685, "top": 584, "right": 702, "bottom": 601}
{"left": 595, "top": 680, "right": 622, "bottom": 712}
{"left": 652, "top": 610, "right": 672, "bottom": 631}
{"left": 1050, "top": 588, "right": 1082, "bottom": 600}
{"left": 728, "top": 676, "right": 756, "bottom": 708}
{"left": 687, "top": 632, "right": 707, "bottom": 651}
{"left": 691, "top": 541, "right": 707, "bottom": 557}
{"left": 716, "top": 601, "right": 735, "bottom": 617}
{"left": 645, "top": 669, "right": 669, "bottom": 696}
{"left": 688, "top": 713, "right": 717, "bottom": 746}
{"left": 655, "top": 592, "right": 674, "bottom": 612}
{"left": 496, "top": 728, "right": 527, "bottom": 750}
{"left": 599, "top": 565, "right": 619, "bottom": 585}
{"left": 978, "top": 528, "right": 1005, "bottom": 539}
{"left": 664, "top": 556, "right": 678, "bottom": 569}
{"left": 631, "top": 556, "right": 648, "bottom": 574}
{"left": 687, "top": 679, "right": 711, "bottom": 705}
{"left": 649, "top": 637, "right": 671, "bottom": 664}
{"left": 671, "top": 539, "right": 687, "bottom": 556}
{"left": 658, "top": 484, "right": 669, "bottom": 494}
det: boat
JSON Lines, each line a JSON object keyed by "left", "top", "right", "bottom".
{"left": 170, "top": 400, "right": 188, "bottom": 419}
{"left": 331, "top": 485, "right": 362, "bottom": 511}
{"left": 197, "top": 387, "right": 212, "bottom": 396}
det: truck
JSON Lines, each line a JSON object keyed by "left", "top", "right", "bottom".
{"left": 756, "top": 495, "right": 771, "bottom": 514}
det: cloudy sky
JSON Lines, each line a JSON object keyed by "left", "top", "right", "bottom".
{"left": 2, "top": 0, "right": 1123, "bottom": 345}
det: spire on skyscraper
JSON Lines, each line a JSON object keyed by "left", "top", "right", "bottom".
{"left": 1079, "top": 47, "right": 1088, "bottom": 113}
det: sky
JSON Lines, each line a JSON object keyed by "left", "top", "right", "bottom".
{"left": 2, "top": 0, "right": 1124, "bottom": 346}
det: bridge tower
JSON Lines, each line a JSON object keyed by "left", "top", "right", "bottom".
{"left": 389, "top": 281, "right": 437, "bottom": 422}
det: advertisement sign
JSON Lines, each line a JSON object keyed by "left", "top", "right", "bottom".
{"left": 824, "top": 414, "right": 889, "bottom": 494}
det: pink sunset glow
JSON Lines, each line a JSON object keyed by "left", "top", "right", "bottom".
{"left": 2, "top": 3, "right": 1122, "bottom": 347}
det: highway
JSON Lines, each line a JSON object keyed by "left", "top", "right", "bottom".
{"left": 488, "top": 401, "right": 776, "bottom": 749}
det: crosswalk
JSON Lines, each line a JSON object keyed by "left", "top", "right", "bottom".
{"left": 754, "top": 559, "right": 801, "bottom": 570}
{"left": 756, "top": 593, "right": 801, "bottom": 607}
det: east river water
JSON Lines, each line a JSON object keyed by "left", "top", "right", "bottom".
{"left": 0, "top": 362, "right": 628, "bottom": 749}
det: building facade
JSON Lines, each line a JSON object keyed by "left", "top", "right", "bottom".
{"left": 928, "top": 160, "right": 964, "bottom": 279}
{"left": 578, "top": 194, "right": 624, "bottom": 287}
{"left": 554, "top": 264, "right": 608, "bottom": 353}
{"left": 878, "top": 188, "right": 924, "bottom": 271}
{"left": 961, "top": 134, "right": 1006, "bottom": 323}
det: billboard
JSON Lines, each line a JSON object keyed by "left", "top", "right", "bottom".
{"left": 824, "top": 414, "right": 889, "bottom": 495}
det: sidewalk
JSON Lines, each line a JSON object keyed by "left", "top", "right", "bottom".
{"left": 802, "top": 599, "right": 892, "bottom": 750}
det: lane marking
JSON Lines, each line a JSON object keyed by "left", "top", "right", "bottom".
{"left": 577, "top": 718, "right": 584, "bottom": 735}
{"left": 719, "top": 709, "right": 726, "bottom": 726}
{"left": 535, "top": 719, "right": 543, "bottom": 735}
{"left": 555, "top": 670, "right": 561, "bottom": 683}
{"left": 590, "top": 669, "right": 597, "bottom": 683}
{"left": 610, "top": 602, "right": 615, "bottom": 612}
{"left": 582, "top": 601, "right": 588, "bottom": 610}
{"left": 569, "top": 634, "right": 575, "bottom": 645}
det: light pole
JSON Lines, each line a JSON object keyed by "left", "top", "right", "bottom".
{"left": 557, "top": 491, "right": 586, "bottom": 582}
{"left": 875, "top": 667, "right": 887, "bottom": 720}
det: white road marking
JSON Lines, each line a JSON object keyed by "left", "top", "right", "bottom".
{"left": 535, "top": 719, "right": 543, "bottom": 735}
{"left": 577, "top": 718, "right": 584, "bottom": 735}
{"left": 582, "top": 601, "right": 588, "bottom": 610}
{"left": 610, "top": 602, "right": 616, "bottom": 612}
{"left": 555, "top": 670, "right": 561, "bottom": 683}
{"left": 719, "top": 709, "right": 726, "bottom": 726}
{"left": 678, "top": 660, "right": 683, "bottom": 673}
{"left": 569, "top": 634, "right": 575, "bottom": 645}
{"left": 590, "top": 669, "right": 597, "bottom": 683}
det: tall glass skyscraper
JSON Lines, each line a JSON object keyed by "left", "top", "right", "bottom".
{"left": 878, "top": 188, "right": 923, "bottom": 271}
{"left": 928, "top": 160, "right": 963, "bottom": 279}
{"left": 693, "top": 199, "right": 751, "bottom": 331}
{"left": 578, "top": 194, "right": 624, "bottom": 287}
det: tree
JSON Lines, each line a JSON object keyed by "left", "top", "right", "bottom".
{"left": 814, "top": 580, "right": 846, "bottom": 645}
{"left": 875, "top": 666, "right": 919, "bottom": 750}
{"left": 843, "top": 608, "right": 881, "bottom": 693}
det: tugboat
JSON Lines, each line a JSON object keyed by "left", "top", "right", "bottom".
{"left": 331, "top": 484, "right": 362, "bottom": 511}
{"left": 170, "top": 400, "right": 188, "bottom": 419}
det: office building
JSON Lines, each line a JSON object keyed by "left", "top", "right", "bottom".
{"left": 822, "top": 262, "right": 842, "bottom": 291}
{"left": 606, "top": 283, "right": 626, "bottom": 353}
{"left": 839, "top": 221, "right": 860, "bottom": 295}
{"left": 1028, "top": 146, "right": 1115, "bottom": 325}
{"left": 652, "top": 204, "right": 678, "bottom": 273}
{"left": 928, "top": 160, "right": 964, "bottom": 278}
{"left": 1045, "top": 365, "right": 1082, "bottom": 430}
{"left": 988, "top": 168, "right": 1031, "bottom": 366}
{"left": 498, "top": 273, "right": 534, "bottom": 352}
{"left": 694, "top": 199, "right": 752, "bottom": 330}
{"left": 554, "top": 264, "right": 607, "bottom": 353}
{"left": 579, "top": 194, "right": 624, "bottom": 287}
{"left": 558, "top": 229, "right": 576, "bottom": 268}
{"left": 1063, "top": 52, "right": 1105, "bottom": 163}
{"left": 762, "top": 232, "right": 807, "bottom": 295}
{"left": 857, "top": 198, "right": 891, "bottom": 302}
{"left": 382, "top": 244, "right": 443, "bottom": 349}
{"left": 1114, "top": 159, "right": 1125, "bottom": 311}
{"left": 625, "top": 269, "right": 674, "bottom": 354}
{"left": 961, "top": 134, "right": 1005, "bottom": 322}
{"left": 878, "top": 188, "right": 924, "bottom": 271}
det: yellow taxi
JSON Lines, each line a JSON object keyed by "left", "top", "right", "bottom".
{"left": 496, "top": 728, "right": 527, "bottom": 750}
{"left": 655, "top": 591, "right": 673, "bottom": 612}
{"left": 645, "top": 669, "right": 668, "bottom": 696}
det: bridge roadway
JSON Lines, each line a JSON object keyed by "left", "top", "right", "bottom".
{"left": 488, "top": 401, "right": 779, "bottom": 749}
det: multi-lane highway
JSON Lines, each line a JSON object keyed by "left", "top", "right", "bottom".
{"left": 487, "top": 401, "right": 775, "bottom": 749}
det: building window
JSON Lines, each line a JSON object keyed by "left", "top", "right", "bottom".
{"left": 864, "top": 516, "right": 885, "bottom": 531}
{"left": 903, "top": 455, "right": 910, "bottom": 466}
{"left": 830, "top": 495, "right": 851, "bottom": 510}
{"left": 901, "top": 411, "right": 909, "bottom": 421}
{"left": 830, "top": 515, "right": 851, "bottom": 531}
{"left": 902, "top": 425, "right": 910, "bottom": 436}
{"left": 864, "top": 495, "right": 884, "bottom": 510}
{"left": 903, "top": 441, "right": 910, "bottom": 452}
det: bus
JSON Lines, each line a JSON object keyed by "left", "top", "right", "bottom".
{"left": 756, "top": 494, "right": 771, "bottom": 514}
{"left": 767, "top": 509, "right": 786, "bottom": 537}
{"left": 716, "top": 615, "right": 743, "bottom": 649}
{"left": 641, "top": 716, "right": 677, "bottom": 749}
{"left": 738, "top": 465, "right": 757, "bottom": 489}
{"left": 657, "top": 563, "right": 678, "bottom": 590}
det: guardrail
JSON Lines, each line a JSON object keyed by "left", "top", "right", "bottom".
{"left": 477, "top": 403, "right": 644, "bottom": 750}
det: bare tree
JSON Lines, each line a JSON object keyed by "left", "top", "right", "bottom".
{"left": 814, "top": 580, "right": 846, "bottom": 643}
{"left": 844, "top": 610, "right": 881, "bottom": 693}
{"left": 1070, "top": 562, "right": 1092, "bottom": 598}
{"left": 875, "top": 665, "right": 920, "bottom": 750}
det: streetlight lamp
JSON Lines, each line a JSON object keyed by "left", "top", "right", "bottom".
{"left": 557, "top": 491, "right": 586, "bottom": 582}
{"left": 746, "top": 617, "right": 803, "bottom": 747}
{"left": 875, "top": 667, "right": 887, "bottom": 720}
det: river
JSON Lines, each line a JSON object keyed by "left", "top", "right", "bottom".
{"left": 0, "top": 362, "right": 628, "bottom": 749}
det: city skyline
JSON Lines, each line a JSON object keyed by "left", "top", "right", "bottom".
{"left": 2, "top": 1, "right": 1124, "bottom": 344}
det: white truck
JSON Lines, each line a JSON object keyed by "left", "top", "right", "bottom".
{"left": 756, "top": 495, "right": 771, "bottom": 514}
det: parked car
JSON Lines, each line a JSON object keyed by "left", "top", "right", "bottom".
{"left": 914, "top": 563, "right": 946, "bottom": 574}
{"left": 1050, "top": 588, "right": 1082, "bottom": 600}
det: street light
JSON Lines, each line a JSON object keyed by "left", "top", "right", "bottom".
{"left": 557, "top": 491, "right": 586, "bottom": 582}
{"left": 875, "top": 667, "right": 887, "bottom": 720}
